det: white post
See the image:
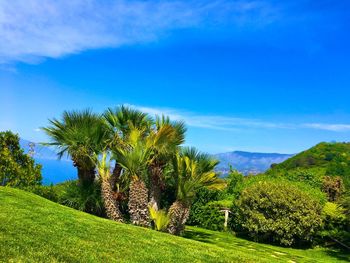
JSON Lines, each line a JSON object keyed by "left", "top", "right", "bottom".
{"left": 220, "top": 209, "right": 230, "bottom": 230}
{"left": 224, "top": 209, "right": 229, "bottom": 229}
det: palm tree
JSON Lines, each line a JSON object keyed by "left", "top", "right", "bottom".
{"left": 167, "top": 148, "right": 226, "bottom": 235}
{"left": 96, "top": 152, "right": 124, "bottom": 222}
{"left": 113, "top": 128, "right": 152, "bottom": 227}
{"left": 148, "top": 116, "right": 186, "bottom": 210}
{"left": 42, "top": 109, "right": 107, "bottom": 186}
{"left": 103, "top": 106, "right": 152, "bottom": 190}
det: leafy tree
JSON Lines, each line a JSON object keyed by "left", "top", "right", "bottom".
{"left": 234, "top": 180, "right": 323, "bottom": 247}
{"left": 0, "top": 131, "right": 42, "bottom": 187}
{"left": 167, "top": 148, "right": 226, "bottom": 235}
{"left": 43, "top": 109, "right": 108, "bottom": 186}
{"left": 226, "top": 168, "right": 244, "bottom": 199}
{"left": 322, "top": 176, "right": 344, "bottom": 202}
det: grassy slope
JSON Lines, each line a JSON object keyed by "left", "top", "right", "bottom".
{"left": 0, "top": 187, "right": 348, "bottom": 263}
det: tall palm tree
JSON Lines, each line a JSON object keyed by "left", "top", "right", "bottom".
{"left": 113, "top": 128, "right": 152, "bottom": 227}
{"left": 96, "top": 152, "right": 124, "bottom": 222}
{"left": 148, "top": 116, "right": 186, "bottom": 210}
{"left": 167, "top": 148, "right": 226, "bottom": 235}
{"left": 42, "top": 109, "right": 108, "bottom": 186}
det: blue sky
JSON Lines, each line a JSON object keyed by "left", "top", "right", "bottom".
{"left": 1, "top": 0, "right": 350, "bottom": 154}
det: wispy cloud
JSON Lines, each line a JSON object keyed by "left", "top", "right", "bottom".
{"left": 302, "top": 123, "right": 350, "bottom": 132}
{"left": 129, "top": 104, "right": 350, "bottom": 132}
{"left": 0, "top": 0, "right": 278, "bottom": 64}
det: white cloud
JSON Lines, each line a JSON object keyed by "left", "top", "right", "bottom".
{"left": 302, "top": 123, "right": 350, "bottom": 132}
{"left": 129, "top": 104, "right": 350, "bottom": 132}
{"left": 0, "top": 0, "right": 278, "bottom": 64}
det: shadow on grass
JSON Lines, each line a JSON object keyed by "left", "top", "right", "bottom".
{"left": 325, "top": 249, "right": 350, "bottom": 262}
{"left": 183, "top": 229, "right": 215, "bottom": 245}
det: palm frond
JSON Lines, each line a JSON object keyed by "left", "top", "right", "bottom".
{"left": 173, "top": 148, "right": 225, "bottom": 203}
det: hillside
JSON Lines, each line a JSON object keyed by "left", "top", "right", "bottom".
{"left": 215, "top": 151, "right": 292, "bottom": 175}
{"left": 0, "top": 187, "right": 348, "bottom": 262}
{"left": 268, "top": 142, "right": 350, "bottom": 187}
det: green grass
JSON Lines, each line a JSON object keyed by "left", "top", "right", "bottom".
{"left": 0, "top": 187, "right": 348, "bottom": 262}
{"left": 184, "top": 227, "right": 349, "bottom": 263}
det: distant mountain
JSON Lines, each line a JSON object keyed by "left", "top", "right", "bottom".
{"left": 214, "top": 151, "right": 293, "bottom": 175}
{"left": 20, "top": 139, "right": 76, "bottom": 185}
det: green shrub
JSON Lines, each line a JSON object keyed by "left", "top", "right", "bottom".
{"left": 233, "top": 180, "right": 323, "bottom": 247}
{"left": 25, "top": 180, "right": 106, "bottom": 217}
{"left": 187, "top": 188, "right": 222, "bottom": 226}
{"left": 319, "top": 202, "right": 349, "bottom": 247}
{"left": 55, "top": 180, "right": 105, "bottom": 217}
{"left": 196, "top": 200, "right": 232, "bottom": 231}
{"left": 246, "top": 173, "right": 327, "bottom": 204}
{"left": 0, "top": 131, "right": 42, "bottom": 187}
{"left": 25, "top": 184, "right": 59, "bottom": 202}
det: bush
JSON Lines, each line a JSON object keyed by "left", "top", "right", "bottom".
{"left": 319, "top": 202, "right": 348, "bottom": 244}
{"left": 0, "top": 131, "right": 42, "bottom": 187}
{"left": 26, "top": 184, "right": 59, "bottom": 202}
{"left": 187, "top": 188, "right": 222, "bottom": 226}
{"left": 54, "top": 180, "right": 105, "bottom": 217}
{"left": 25, "top": 180, "right": 106, "bottom": 217}
{"left": 195, "top": 200, "right": 232, "bottom": 231}
{"left": 233, "top": 180, "right": 323, "bottom": 247}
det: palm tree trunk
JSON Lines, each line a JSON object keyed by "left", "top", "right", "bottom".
{"left": 110, "top": 163, "right": 122, "bottom": 191}
{"left": 101, "top": 178, "right": 124, "bottom": 222}
{"left": 128, "top": 179, "right": 150, "bottom": 227}
{"left": 77, "top": 166, "right": 95, "bottom": 186}
{"left": 167, "top": 200, "right": 190, "bottom": 235}
{"left": 149, "top": 165, "right": 164, "bottom": 210}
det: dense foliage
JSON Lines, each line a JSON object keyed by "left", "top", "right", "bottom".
{"left": 29, "top": 181, "right": 105, "bottom": 217}
{"left": 269, "top": 142, "right": 350, "bottom": 189}
{"left": 263, "top": 142, "right": 350, "bottom": 248}
{"left": 40, "top": 106, "right": 224, "bottom": 235}
{"left": 188, "top": 188, "right": 223, "bottom": 227}
{"left": 320, "top": 202, "right": 349, "bottom": 244}
{"left": 0, "top": 131, "right": 42, "bottom": 187}
{"left": 233, "top": 180, "right": 323, "bottom": 246}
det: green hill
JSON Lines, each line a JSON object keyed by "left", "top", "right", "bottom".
{"left": 268, "top": 142, "right": 350, "bottom": 188}
{"left": 0, "top": 187, "right": 348, "bottom": 262}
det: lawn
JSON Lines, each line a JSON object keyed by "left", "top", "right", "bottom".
{"left": 0, "top": 187, "right": 348, "bottom": 262}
